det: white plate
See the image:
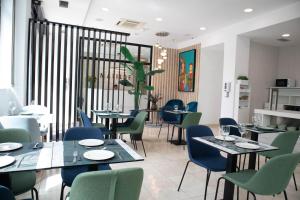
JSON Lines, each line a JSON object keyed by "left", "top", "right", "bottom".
{"left": 215, "top": 135, "right": 235, "bottom": 141}
{"left": 19, "top": 111, "right": 33, "bottom": 115}
{"left": 119, "top": 113, "right": 130, "bottom": 116}
{"left": 0, "top": 143, "right": 23, "bottom": 152}
{"left": 99, "top": 113, "right": 110, "bottom": 116}
{"left": 257, "top": 126, "right": 273, "bottom": 130}
{"left": 78, "top": 139, "right": 104, "bottom": 147}
{"left": 83, "top": 150, "right": 114, "bottom": 161}
{"left": 235, "top": 142, "right": 260, "bottom": 149}
{"left": 0, "top": 156, "right": 15, "bottom": 168}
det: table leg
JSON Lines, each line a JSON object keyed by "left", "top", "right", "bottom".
{"left": 111, "top": 118, "right": 117, "bottom": 139}
{"left": 105, "top": 118, "right": 110, "bottom": 129}
{"left": 248, "top": 132, "right": 258, "bottom": 169}
{"left": 223, "top": 154, "right": 237, "bottom": 200}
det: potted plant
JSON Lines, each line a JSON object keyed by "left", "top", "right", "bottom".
{"left": 87, "top": 76, "right": 97, "bottom": 88}
{"left": 119, "top": 46, "right": 164, "bottom": 110}
{"left": 147, "top": 93, "right": 162, "bottom": 110}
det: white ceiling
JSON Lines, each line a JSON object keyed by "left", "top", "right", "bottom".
{"left": 42, "top": 0, "right": 300, "bottom": 47}
{"left": 243, "top": 18, "right": 300, "bottom": 47}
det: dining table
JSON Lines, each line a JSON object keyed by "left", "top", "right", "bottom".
{"left": 235, "top": 125, "right": 285, "bottom": 169}
{"left": 164, "top": 110, "right": 190, "bottom": 145}
{"left": 193, "top": 135, "right": 278, "bottom": 200}
{"left": 92, "top": 110, "right": 134, "bottom": 139}
{"left": 0, "top": 139, "right": 144, "bottom": 188}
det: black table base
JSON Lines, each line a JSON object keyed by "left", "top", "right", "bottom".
{"left": 223, "top": 154, "right": 237, "bottom": 200}
{"left": 170, "top": 140, "right": 186, "bottom": 145}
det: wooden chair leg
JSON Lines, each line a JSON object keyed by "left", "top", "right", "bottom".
{"left": 141, "top": 139, "right": 147, "bottom": 157}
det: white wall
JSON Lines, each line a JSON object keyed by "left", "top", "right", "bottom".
{"left": 198, "top": 44, "right": 224, "bottom": 125}
{"left": 248, "top": 42, "right": 278, "bottom": 114}
{"left": 277, "top": 45, "right": 300, "bottom": 86}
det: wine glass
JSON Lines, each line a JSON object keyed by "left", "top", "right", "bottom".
{"left": 115, "top": 104, "right": 119, "bottom": 112}
{"left": 8, "top": 101, "right": 17, "bottom": 116}
{"left": 222, "top": 125, "right": 230, "bottom": 140}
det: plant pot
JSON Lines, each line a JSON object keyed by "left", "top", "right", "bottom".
{"left": 151, "top": 103, "right": 158, "bottom": 110}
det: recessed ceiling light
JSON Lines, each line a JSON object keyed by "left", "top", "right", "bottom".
{"left": 156, "top": 17, "right": 163, "bottom": 22}
{"left": 244, "top": 8, "right": 253, "bottom": 13}
{"left": 281, "top": 33, "right": 290, "bottom": 38}
{"left": 102, "top": 7, "right": 109, "bottom": 12}
{"left": 95, "top": 18, "right": 103, "bottom": 22}
{"left": 199, "top": 27, "right": 206, "bottom": 31}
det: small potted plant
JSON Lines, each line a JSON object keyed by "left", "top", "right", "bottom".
{"left": 88, "top": 76, "right": 97, "bottom": 88}
{"left": 147, "top": 93, "right": 162, "bottom": 110}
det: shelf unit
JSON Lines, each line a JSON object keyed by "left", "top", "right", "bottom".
{"left": 268, "top": 87, "right": 300, "bottom": 110}
{"left": 234, "top": 80, "right": 251, "bottom": 123}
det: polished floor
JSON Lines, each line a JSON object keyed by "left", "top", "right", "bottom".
{"left": 17, "top": 124, "right": 300, "bottom": 200}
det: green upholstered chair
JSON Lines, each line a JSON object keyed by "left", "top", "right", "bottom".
{"left": 69, "top": 168, "right": 144, "bottom": 200}
{"left": 171, "top": 112, "right": 202, "bottom": 142}
{"left": 0, "top": 129, "right": 38, "bottom": 199}
{"left": 116, "top": 111, "right": 148, "bottom": 156}
{"left": 258, "top": 131, "right": 300, "bottom": 191}
{"left": 214, "top": 152, "right": 300, "bottom": 200}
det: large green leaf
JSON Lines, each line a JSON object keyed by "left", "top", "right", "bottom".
{"left": 144, "top": 85, "right": 154, "bottom": 91}
{"left": 119, "top": 79, "right": 133, "bottom": 87}
{"left": 120, "top": 46, "right": 136, "bottom": 63}
{"left": 145, "top": 69, "right": 165, "bottom": 76}
{"left": 120, "top": 63, "right": 133, "bottom": 75}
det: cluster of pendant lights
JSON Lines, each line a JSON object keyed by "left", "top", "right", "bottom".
{"left": 155, "top": 43, "right": 167, "bottom": 69}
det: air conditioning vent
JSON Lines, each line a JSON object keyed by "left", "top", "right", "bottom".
{"left": 277, "top": 38, "right": 290, "bottom": 42}
{"left": 59, "top": 0, "right": 69, "bottom": 8}
{"left": 116, "top": 19, "right": 145, "bottom": 30}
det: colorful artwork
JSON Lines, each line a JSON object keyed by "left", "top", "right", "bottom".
{"left": 178, "top": 49, "right": 196, "bottom": 92}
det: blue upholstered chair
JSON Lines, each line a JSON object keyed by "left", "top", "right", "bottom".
{"left": 79, "top": 111, "right": 111, "bottom": 136}
{"left": 158, "top": 99, "right": 184, "bottom": 140}
{"left": 0, "top": 185, "right": 16, "bottom": 200}
{"left": 60, "top": 127, "right": 111, "bottom": 200}
{"left": 115, "top": 110, "right": 139, "bottom": 128}
{"left": 185, "top": 101, "right": 198, "bottom": 112}
{"left": 219, "top": 117, "right": 241, "bottom": 137}
{"left": 177, "top": 125, "right": 227, "bottom": 200}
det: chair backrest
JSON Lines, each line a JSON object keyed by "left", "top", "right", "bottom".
{"left": 64, "top": 127, "right": 104, "bottom": 141}
{"left": 129, "top": 111, "right": 148, "bottom": 133}
{"left": 0, "top": 116, "right": 40, "bottom": 142}
{"left": 123, "top": 110, "right": 139, "bottom": 126}
{"left": 69, "top": 168, "right": 143, "bottom": 200}
{"left": 186, "top": 101, "right": 198, "bottom": 112}
{"left": 186, "top": 125, "right": 222, "bottom": 160}
{"left": 270, "top": 131, "right": 300, "bottom": 155}
{"left": 165, "top": 99, "right": 184, "bottom": 110}
{"left": 79, "top": 111, "right": 93, "bottom": 127}
{"left": 219, "top": 118, "right": 240, "bottom": 136}
{"left": 245, "top": 152, "right": 300, "bottom": 195}
{"left": 219, "top": 118, "right": 237, "bottom": 126}
{"left": 0, "top": 128, "right": 31, "bottom": 143}
{"left": 181, "top": 112, "right": 202, "bottom": 128}
{"left": 0, "top": 186, "right": 15, "bottom": 200}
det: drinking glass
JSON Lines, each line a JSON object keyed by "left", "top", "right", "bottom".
{"left": 174, "top": 105, "right": 178, "bottom": 111}
{"left": 222, "top": 125, "right": 230, "bottom": 140}
{"left": 115, "top": 104, "right": 119, "bottom": 112}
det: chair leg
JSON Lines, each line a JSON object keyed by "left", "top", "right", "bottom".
{"left": 249, "top": 191, "right": 256, "bottom": 200}
{"left": 214, "top": 177, "right": 225, "bottom": 200}
{"left": 283, "top": 190, "right": 288, "bottom": 200}
{"left": 32, "top": 187, "right": 39, "bottom": 200}
{"left": 204, "top": 170, "right": 211, "bottom": 200}
{"left": 158, "top": 123, "right": 163, "bottom": 138}
{"left": 141, "top": 139, "right": 147, "bottom": 157}
{"left": 293, "top": 173, "right": 298, "bottom": 191}
{"left": 237, "top": 186, "right": 239, "bottom": 200}
{"left": 60, "top": 182, "right": 66, "bottom": 200}
{"left": 171, "top": 125, "right": 175, "bottom": 141}
{"left": 177, "top": 161, "right": 191, "bottom": 191}
{"left": 167, "top": 124, "right": 170, "bottom": 141}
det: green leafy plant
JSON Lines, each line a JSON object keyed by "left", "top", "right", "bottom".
{"left": 119, "top": 46, "right": 165, "bottom": 110}
{"left": 237, "top": 75, "right": 248, "bottom": 80}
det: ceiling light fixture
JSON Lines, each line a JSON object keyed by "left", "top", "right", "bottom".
{"left": 95, "top": 18, "right": 103, "bottom": 22}
{"left": 281, "top": 33, "right": 290, "bottom": 38}
{"left": 155, "top": 17, "right": 163, "bottom": 22}
{"left": 244, "top": 8, "right": 253, "bottom": 13}
{"left": 199, "top": 27, "right": 206, "bottom": 31}
{"left": 102, "top": 7, "right": 109, "bottom": 12}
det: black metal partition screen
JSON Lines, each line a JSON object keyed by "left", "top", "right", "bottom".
{"left": 26, "top": 19, "right": 152, "bottom": 141}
